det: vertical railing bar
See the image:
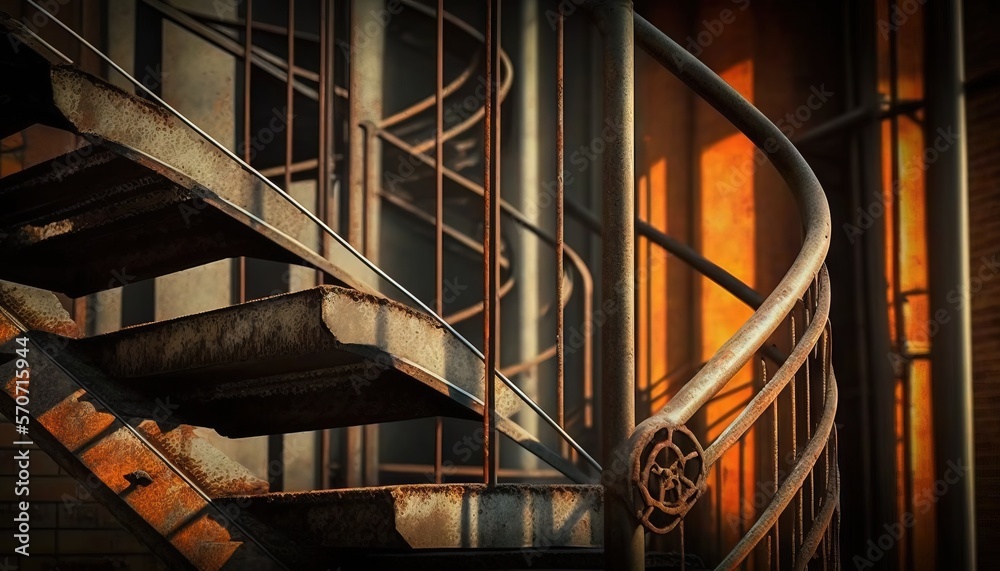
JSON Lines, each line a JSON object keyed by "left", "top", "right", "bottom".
{"left": 790, "top": 313, "right": 799, "bottom": 563}
{"left": 239, "top": 0, "right": 251, "bottom": 305}
{"left": 285, "top": 0, "right": 294, "bottom": 248}
{"left": 769, "top": 356, "right": 780, "bottom": 571}
{"left": 323, "top": 2, "right": 337, "bottom": 264}
{"left": 434, "top": 0, "right": 446, "bottom": 485}
{"left": 482, "top": 0, "right": 492, "bottom": 486}
{"left": 680, "top": 519, "right": 686, "bottom": 571}
{"left": 806, "top": 303, "right": 815, "bottom": 532}
{"left": 555, "top": 2, "right": 566, "bottom": 453}
{"left": 822, "top": 326, "right": 831, "bottom": 571}
{"left": 482, "top": 0, "right": 501, "bottom": 488}
{"left": 317, "top": 0, "right": 328, "bottom": 274}
{"left": 363, "top": 122, "right": 381, "bottom": 486}
{"left": 26, "top": 0, "right": 602, "bottom": 474}
{"left": 490, "top": 0, "right": 502, "bottom": 487}
{"left": 434, "top": 414, "right": 444, "bottom": 484}
{"left": 267, "top": 0, "right": 295, "bottom": 494}
{"left": 315, "top": 0, "right": 332, "bottom": 490}
{"left": 434, "top": 0, "right": 445, "bottom": 319}
{"left": 887, "top": 3, "right": 913, "bottom": 569}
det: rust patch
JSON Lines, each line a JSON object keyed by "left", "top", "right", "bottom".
{"left": 0, "top": 280, "right": 79, "bottom": 338}
{"left": 53, "top": 65, "right": 176, "bottom": 129}
{"left": 170, "top": 515, "right": 238, "bottom": 571}
{"left": 80, "top": 427, "right": 214, "bottom": 534}
{"left": 137, "top": 421, "right": 269, "bottom": 497}
{"left": 0, "top": 321, "right": 19, "bottom": 346}
{"left": 323, "top": 285, "right": 446, "bottom": 331}
{"left": 36, "top": 391, "right": 116, "bottom": 451}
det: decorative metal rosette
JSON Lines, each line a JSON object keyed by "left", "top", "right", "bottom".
{"left": 633, "top": 424, "right": 707, "bottom": 534}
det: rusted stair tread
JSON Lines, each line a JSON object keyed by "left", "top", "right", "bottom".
{"left": 218, "top": 484, "right": 710, "bottom": 570}
{"left": 0, "top": 281, "right": 281, "bottom": 570}
{"left": 0, "top": 15, "right": 376, "bottom": 296}
{"left": 0, "top": 145, "right": 318, "bottom": 297}
{"left": 74, "top": 285, "right": 593, "bottom": 484}
{"left": 342, "top": 550, "right": 706, "bottom": 571}
{"left": 215, "top": 484, "right": 707, "bottom": 569}
{"left": 218, "top": 484, "right": 603, "bottom": 551}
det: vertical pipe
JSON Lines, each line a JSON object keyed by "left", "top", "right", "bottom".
{"left": 511, "top": 0, "right": 542, "bottom": 473}
{"left": 347, "top": 0, "right": 386, "bottom": 488}
{"left": 267, "top": 0, "right": 295, "bottom": 494}
{"left": 348, "top": 0, "right": 385, "bottom": 253}
{"left": 596, "top": 1, "right": 640, "bottom": 569}
{"left": 285, "top": 0, "right": 294, "bottom": 250}
{"left": 321, "top": 0, "right": 338, "bottom": 265}
{"left": 317, "top": 0, "right": 329, "bottom": 271}
{"left": 482, "top": 0, "right": 502, "bottom": 488}
{"left": 925, "top": 1, "right": 975, "bottom": 569}
{"left": 793, "top": 316, "right": 803, "bottom": 565}
{"left": 363, "top": 122, "right": 381, "bottom": 487}
{"left": 853, "top": 0, "right": 897, "bottom": 555}
{"left": 434, "top": 415, "right": 443, "bottom": 484}
{"left": 434, "top": 0, "right": 445, "bottom": 486}
{"left": 239, "top": 0, "right": 251, "bottom": 306}
{"left": 556, "top": 3, "right": 566, "bottom": 449}
{"left": 315, "top": 0, "right": 335, "bottom": 491}
{"left": 771, "top": 361, "right": 780, "bottom": 571}
{"left": 886, "top": 7, "right": 914, "bottom": 567}
{"left": 435, "top": 0, "right": 446, "bottom": 321}
{"left": 841, "top": 0, "right": 875, "bottom": 551}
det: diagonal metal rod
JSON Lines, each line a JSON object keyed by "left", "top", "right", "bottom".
{"left": 21, "top": 0, "right": 601, "bottom": 474}
{"left": 0, "top": 294, "right": 290, "bottom": 570}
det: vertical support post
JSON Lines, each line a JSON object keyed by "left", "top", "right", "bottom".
{"left": 845, "top": 0, "right": 897, "bottom": 554}
{"left": 348, "top": 0, "right": 384, "bottom": 253}
{"left": 597, "top": 1, "right": 641, "bottom": 569}
{"left": 347, "top": 0, "right": 386, "bottom": 488}
{"left": 483, "top": 0, "right": 502, "bottom": 488}
{"left": 239, "top": 0, "right": 252, "bottom": 306}
{"left": 434, "top": 0, "right": 445, "bottom": 485}
{"left": 511, "top": 0, "right": 543, "bottom": 472}
{"left": 266, "top": 0, "right": 296, "bottom": 493}
{"left": 556, "top": 2, "right": 566, "bottom": 453}
{"left": 314, "top": 0, "right": 335, "bottom": 492}
{"left": 925, "top": 1, "right": 976, "bottom": 569}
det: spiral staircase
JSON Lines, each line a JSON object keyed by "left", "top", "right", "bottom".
{"left": 0, "top": 1, "right": 839, "bottom": 569}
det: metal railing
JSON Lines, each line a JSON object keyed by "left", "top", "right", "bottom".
{"left": 605, "top": 8, "right": 840, "bottom": 570}
{"left": 10, "top": 0, "right": 840, "bottom": 567}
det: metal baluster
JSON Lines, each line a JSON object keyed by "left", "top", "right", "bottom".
{"left": 239, "top": 0, "right": 251, "bottom": 305}
{"left": 556, "top": 0, "right": 566, "bottom": 456}
{"left": 482, "top": 0, "right": 502, "bottom": 487}
{"left": 769, "top": 357, "right": 780, "bottom": 571}
{"left": 434, "top": 0, "right": 446, "bottom": 485}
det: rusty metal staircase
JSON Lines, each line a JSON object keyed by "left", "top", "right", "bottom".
{"left": 0, "top": 1, "right": 839, "bottom": 569}
{"left": 0, "top": 11, "right": 605, "bottom": 569}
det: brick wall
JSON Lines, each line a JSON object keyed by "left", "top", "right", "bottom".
{"left": 965, "top": 0, "right": 1000, "bottom": 566}
{"left": 0, "top": 416, "right": 165, "bottom": 570}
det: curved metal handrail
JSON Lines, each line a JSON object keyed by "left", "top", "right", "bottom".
{"left": 629, "top": 14, "right": 830, "bottom": 428}
{"left": 155, "top": 0, "right": 822, "bottom": 463}
{"left": 614, "top": 11, "right": 838, "bottom": 564}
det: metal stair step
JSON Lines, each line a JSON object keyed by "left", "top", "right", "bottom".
{"left": 73, "top": 284, "right": 593, "bottom": 484}
{"left": 0, "top": 280, "right": 281, "bottom": 570}
{"left": 217, "top": 484, "right": 704, "bottom": 570}
{"left": 344, "top": 549, "right": 706, "bottom": 570}
{"left": 0, "top": 16, "right": 375, "bottom": 297}
{"left": 0, "top": 145, "right": 307, "bottom": 297}
{"left": 220, "top": 483, "right": 603, "bottom": 551}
